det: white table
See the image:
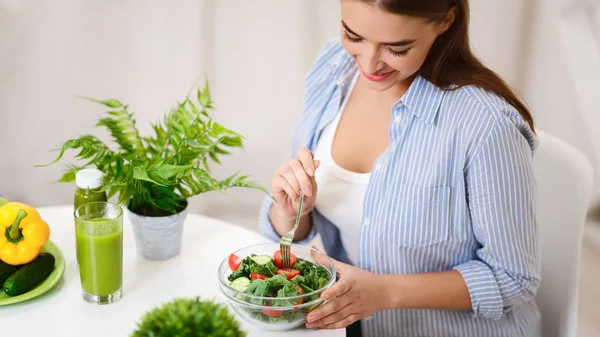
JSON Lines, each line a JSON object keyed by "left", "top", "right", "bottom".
{"left": 0, "top": 205, "right": 345, "bottom": 337}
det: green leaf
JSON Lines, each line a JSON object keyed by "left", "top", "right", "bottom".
{"left": 244, "top": 280, "right": 270, "bottom": 305}
{"left": 198, "top": 81, "right": 212, "bottom": 110}
{"left": 316, "top": 265, "right": 329, "bottom": 279}
{"left": 201, "top": 157, "right": 210, "bottom": 172}
{"left": 180, "top": 137, "right": 209, "bottom": 150}
{"left": 227, "top": 256, "right": 256, "bottom": 282}
{"left": 299, "top": 284, "right": 314, "bottom": 295}
{"left": 58, "top": 170, "right": 77, "bottom": 182}
{"left": 250, "top": 261, "right": 278, "bottom": 277}
{"left": 274, "top": 282, "right": 300, "bottom": 307}
{"left": 221, "top": 136, "right": 243, "bottom": 148}
{"left": 170, "top": 121, "right": 185, "bottom": 133}
{"left": 79, "top": 96, "right": 123, "bottom": 108}
{"left": 318, "top": 277, "right": 329, "bottom": 289}
{"left": 268, "top": 274, "right": 292, "bottom": 287}
{"left": 185, "top": 99, "right": 202, "bottom": 119}
{"left": 290, "top": 275, "right": 305, "bottom": 284}
{"left": 209, "top": 151, "right": 221, "bottom": 164}
{"left": 36, "top": 135, "right": 117, "bottom": 169}
{"left": 95, "top": 108, "right": 146, "bottom": 158}
{"left": 293, "top": 260, "right": 313, "bottom": 274}
{"left": 133, "top": 167, "right": 165, "bottom": 186}
{"left": 154, "top": 163, "right": 193, "bottom": 180}
{"left": 214, "top": 146, "right": 231, "bottom": 155}
{"left": 101, "top": 180, "right": 127, "bottom": 190}
{"left": 218, "top": 175, "right": 270, "bottom": 196}
{"left": 115, "top": 157, "right": 124, "bottom": 179}
{"left": 212, "top": 121, "right": 243, "bottom": 139}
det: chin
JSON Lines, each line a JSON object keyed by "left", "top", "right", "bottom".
{"left": 364, "top": 80, "right": 396, "bottom": 92}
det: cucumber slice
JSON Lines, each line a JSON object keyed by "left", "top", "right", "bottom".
{"left": 229, "top": 277, "right": 251, "bottom": 292}
{"left": 251, "top": 255, "right": 272, "bottom": 265}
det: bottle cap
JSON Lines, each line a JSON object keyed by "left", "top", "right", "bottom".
{"left": 75, "top": 168, "right": 104, "bottom": 189}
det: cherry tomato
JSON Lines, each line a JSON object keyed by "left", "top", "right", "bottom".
{"left": 295, "top": 285, "right": 304, "bottom": 306}
{"left": 250, "top": 272, "right": 267, "bottom": 280}
{"left": 262, "top": 305, "right": 284, "bottom": 317}
{"left": 228, "top": 253, "right": 243, "bottom": 271}
{"left": 276, "top": 268, "right": 301, "bottom": 280}
{"left": 273, "top": 250, "right": 297, "bottom": 268}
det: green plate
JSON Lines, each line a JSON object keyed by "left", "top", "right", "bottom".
{"left": 0, "top": 240, "right": 66, "bottom": 306}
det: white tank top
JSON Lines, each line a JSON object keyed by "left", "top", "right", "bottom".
{"left": 314, "top": 72, "right": 369, "bottom": 266}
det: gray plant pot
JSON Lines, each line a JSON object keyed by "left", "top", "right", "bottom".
{"left": 127, "top": 206, "right": 188, "bottom": 261}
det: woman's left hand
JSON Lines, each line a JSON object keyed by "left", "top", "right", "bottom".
{"left": 305, "top": 247, "right": 390, "bottom": 329}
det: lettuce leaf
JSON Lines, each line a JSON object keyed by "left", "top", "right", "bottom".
{"left": 250, "top": 261, "right": 278, "bottom": 277}
{"left": 227, "top": 256, "right": 256, "bottom": 282}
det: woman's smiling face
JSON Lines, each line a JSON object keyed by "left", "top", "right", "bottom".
{"left": 340, "top": 0, "right": 452, "bottom": 92}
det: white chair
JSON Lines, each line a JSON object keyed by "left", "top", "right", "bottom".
{"left": 533, "top": 130, "right": 594, "bottom": 337}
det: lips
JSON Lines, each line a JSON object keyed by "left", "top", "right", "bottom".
{"left": 362, "top": 69, "right": 395, "bottom": 82}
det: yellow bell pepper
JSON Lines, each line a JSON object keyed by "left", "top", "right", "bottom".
{"left": 0, "top": 202, "right": 51, "bottom": 265}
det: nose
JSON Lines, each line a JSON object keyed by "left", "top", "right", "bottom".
{"left": 358, "top": 44, "right": 385, "bottom": 74}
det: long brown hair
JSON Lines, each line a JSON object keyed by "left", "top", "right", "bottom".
{"left": 361, "top": 0, "right": 535, "bottom": 131}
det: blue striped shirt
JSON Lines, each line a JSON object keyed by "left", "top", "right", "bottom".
{"left": 259, "top": 38, "right": 541, "bottom": 336}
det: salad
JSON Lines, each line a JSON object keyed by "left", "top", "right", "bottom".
{"left": 227, "top": 250, "right": 330, "bottom": 319}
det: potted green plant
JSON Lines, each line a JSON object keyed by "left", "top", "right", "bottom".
{"left": 131, "top": 297, "right": 247, "bottom": 337}
{"left": 39, "top": 81, "right": 268, "bottom": 260}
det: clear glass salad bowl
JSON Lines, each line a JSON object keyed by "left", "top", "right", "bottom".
{"left": 217, "top": 243, "right": 337, "bottom": 331}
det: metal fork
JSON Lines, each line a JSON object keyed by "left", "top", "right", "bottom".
{"left": 280, "top": 190, "right": 304, "bottom": 269}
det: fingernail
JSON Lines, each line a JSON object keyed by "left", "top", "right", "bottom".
{"left": 307, "top": 167, "right": 314, "bottom": 176}
{"left": 307, "top": 315, "right": 315, "bottom": 322}
{"left": 306, "top": 323, "right": 315, "bottom": 328}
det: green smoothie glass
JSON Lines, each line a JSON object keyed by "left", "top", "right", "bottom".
{"left": 74, "top": 201, "right": 123, "bottom": 304}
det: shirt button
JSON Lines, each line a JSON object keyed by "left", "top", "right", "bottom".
{"left": 364, "top": 217, "right": 371, "bottom": 226}
{"left": 394, "top": 115, "right": 401, "bottom": 124}
{"left": 375, "top": 162, "right": 382, "bottom": 171}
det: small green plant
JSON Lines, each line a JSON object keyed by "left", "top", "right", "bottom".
{"left": 131, "top": 297, "right": 247, "bottom": 337}
{"left": 39, "top": 81, "right": 268, "bottom": 217}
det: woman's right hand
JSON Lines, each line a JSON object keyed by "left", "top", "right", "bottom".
{"left": 271, "top": 147, "right": 320, "bottom": 220}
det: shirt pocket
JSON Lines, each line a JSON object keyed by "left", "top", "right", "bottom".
{"left": 391, "top": 183, "right": 451, "bottom": 248}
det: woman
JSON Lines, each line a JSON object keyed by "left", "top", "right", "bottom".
{"left": 259, "top": 0, "right": 541, "bottom": 336}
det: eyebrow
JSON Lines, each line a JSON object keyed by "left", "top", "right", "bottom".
{"left": 342, "top": 20, "right": 416, "bottom": 47}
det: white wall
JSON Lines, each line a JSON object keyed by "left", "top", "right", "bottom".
{"left": 522, "top": 0, "right": 600, "bottom": 207}
{"left": 1, "top": 0, "right": 597, "bottom": 221}
{"left": 0, "top": 0, "right": 203, "bottom": 206}
{"left": 469, "top": 0, "right": 529, "bottom": 88}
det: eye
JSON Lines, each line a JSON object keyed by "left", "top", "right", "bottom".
{"left": 342, "top": 31, "right": 362, "bottom": 43}
{"left": 388, "top": 48, "right": 410, "bottom": 57}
